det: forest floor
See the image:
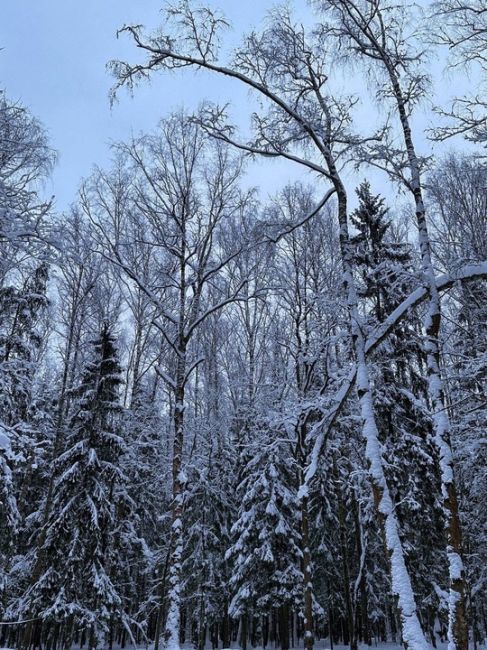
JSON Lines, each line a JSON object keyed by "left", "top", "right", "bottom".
{"left": 214, "top": 641, "right": 487, "bottom": 650}
{"left": 137, "top": 641, "right": 487, "bottom": 650}
{"left": 206, "top": 641, "right": 486, "bottom": 650}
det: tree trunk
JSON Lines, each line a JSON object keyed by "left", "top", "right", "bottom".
{"left": 326, "top": 163, "right": 428, "bottom": 650}
{"left": 164, "top": 360, "right": 186, "bottom": 650}
{"left": 337, "top": 481, "right": 357, "bottom": 650}
{"left": 388, "top": 64, "right": 468, "bottom": 650}
{"left": 298, "top": 416, "right": 314, "bottom": 650}
{"left": 221, "top": 603, "right": 230, "bottom": 649}
{"left": 353, "top": 499, "right": 371, "bottom": 646}
{"left": 279, "top": 605, "right": 290, "bottom": 650}
{"left": 241, "top": 614, "right": 248, "bottom": 650}
{"left": 301, "top": 495, "right": 314, "bottom": 650}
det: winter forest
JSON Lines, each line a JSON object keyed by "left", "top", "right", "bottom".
{"left": 0, "top": 2, "right": 486, "bottom": 650}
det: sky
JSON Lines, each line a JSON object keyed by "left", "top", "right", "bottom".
{"left": 1, "top": 0, "right": 305, "bottom": 209}
{"left": 0, "top": 0, "right": 476, "bottom": 213}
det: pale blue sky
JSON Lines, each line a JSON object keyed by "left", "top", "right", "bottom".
{"left": 0, "top": 1, "right": 473, "bottom": 212}
{"left": 1, "top": 1, "right": 306, "bottom": 208}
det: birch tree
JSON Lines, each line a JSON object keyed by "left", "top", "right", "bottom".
{"left": 311, "top": 1, "right": 473, "bottom": 646}
{"left": 82, "top": 113, "right": 252, "bottom": 650}
{"left": 428, "top": 155, "right": 487, "bottom": 647}
{"left": 430, "top": 0, "right": 487, "bottom": 144}
{"left": 110, "top": 7, "right": 430, "bottom": 649}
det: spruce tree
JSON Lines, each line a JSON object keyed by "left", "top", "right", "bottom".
{"left": 0, "top": 264, "right": 50, "bottom": 619}
{"left": 21, "top": 324, "right": 129, "bottom": 649}
{"left": 182, "top": 439, "right": 236, "bottom": 650}
{"left": 0, "top": 421, "right": 19, "bottom": 618}
{"left": 351, "top": 182, "right": 446, "bottom": 638}
{"left": 121, "top": 380, "right": 170, "bottom": 642}
{"left": 226, "top": 433, "right": 302, "bottom": 650}
{"left": 0, "top": 263, "right": 49, "bottom": 426}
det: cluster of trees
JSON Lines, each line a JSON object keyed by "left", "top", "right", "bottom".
{"left": 0, "top": 2, "right": 486, "bottom": 650}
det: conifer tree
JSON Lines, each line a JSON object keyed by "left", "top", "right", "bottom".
{"left": 182, "top": 447, "right": 235, "bottom": 650}
{"left": 121, "top": 379, "right": 170, "bottom": 642}
{"left": 352, "top": 182, "right": 446, "bottom": 638}
{"left": 0, "top": 420, "right": 19, "bottom": 618}
{"left": 0, "top": 264, "right": 50, "bottom": 618}
{"left": 227, "top": 433, "right": 302, "bottom": 650}
{"left": 0, "top": 263, "right": 50, "bottom": 427}
{"left": 20, "top": 324, "right": 129, "bottom": 650}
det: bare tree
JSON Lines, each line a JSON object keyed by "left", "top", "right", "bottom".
{"left": 82, "top": 113, "right": 253, "bottom": 650}
{"left": 0, "top": 90, "right": 55, "bottom": 278}
{"left": 0, "top": 90, "right": 55, "bottom": 647}
{"left": 427, "top": 154, "right": 487, "bottom": 268}
{"left": 110, "top": 7, "right": 431, "bottom": 649}
{"left": 430, "top": 0, "right": 487, "bottom": 144}
{"left": 309, "top": 1, "right": 474, "bottom": 647}
{"left": 270, "top": 185, "right": 342, "bottom": 650}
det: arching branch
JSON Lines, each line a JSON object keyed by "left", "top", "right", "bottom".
{"left": 301, "top": 261, "right": 487, "bottom": 493}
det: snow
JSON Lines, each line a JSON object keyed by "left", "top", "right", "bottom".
{"left": 300, "top": 260, "right": 487, "bottom": 499}
{"left": 0, "top": 427, "right": 11, "bottom": 452}
{"left": 117, "top": 641, "right": 487, "bottom": 650}
{"left": 448, "top": 550, "right": 464, "bottom": 582}
{"left": 3, "top": 31, "right": 487, "bottom": 650}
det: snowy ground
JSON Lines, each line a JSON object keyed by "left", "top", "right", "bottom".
{"left": 119, "top": 641, "right": 486, "bottom": 650}
{"left": 211, "top": 641, "right": 487, "bottom": 650}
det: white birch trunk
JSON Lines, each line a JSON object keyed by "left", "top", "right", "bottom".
{"left": 331, "top": 177, "right": 429, "bottom": 650}
{"left": 389, "top": 70, "right": 468, "bottom": 650}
